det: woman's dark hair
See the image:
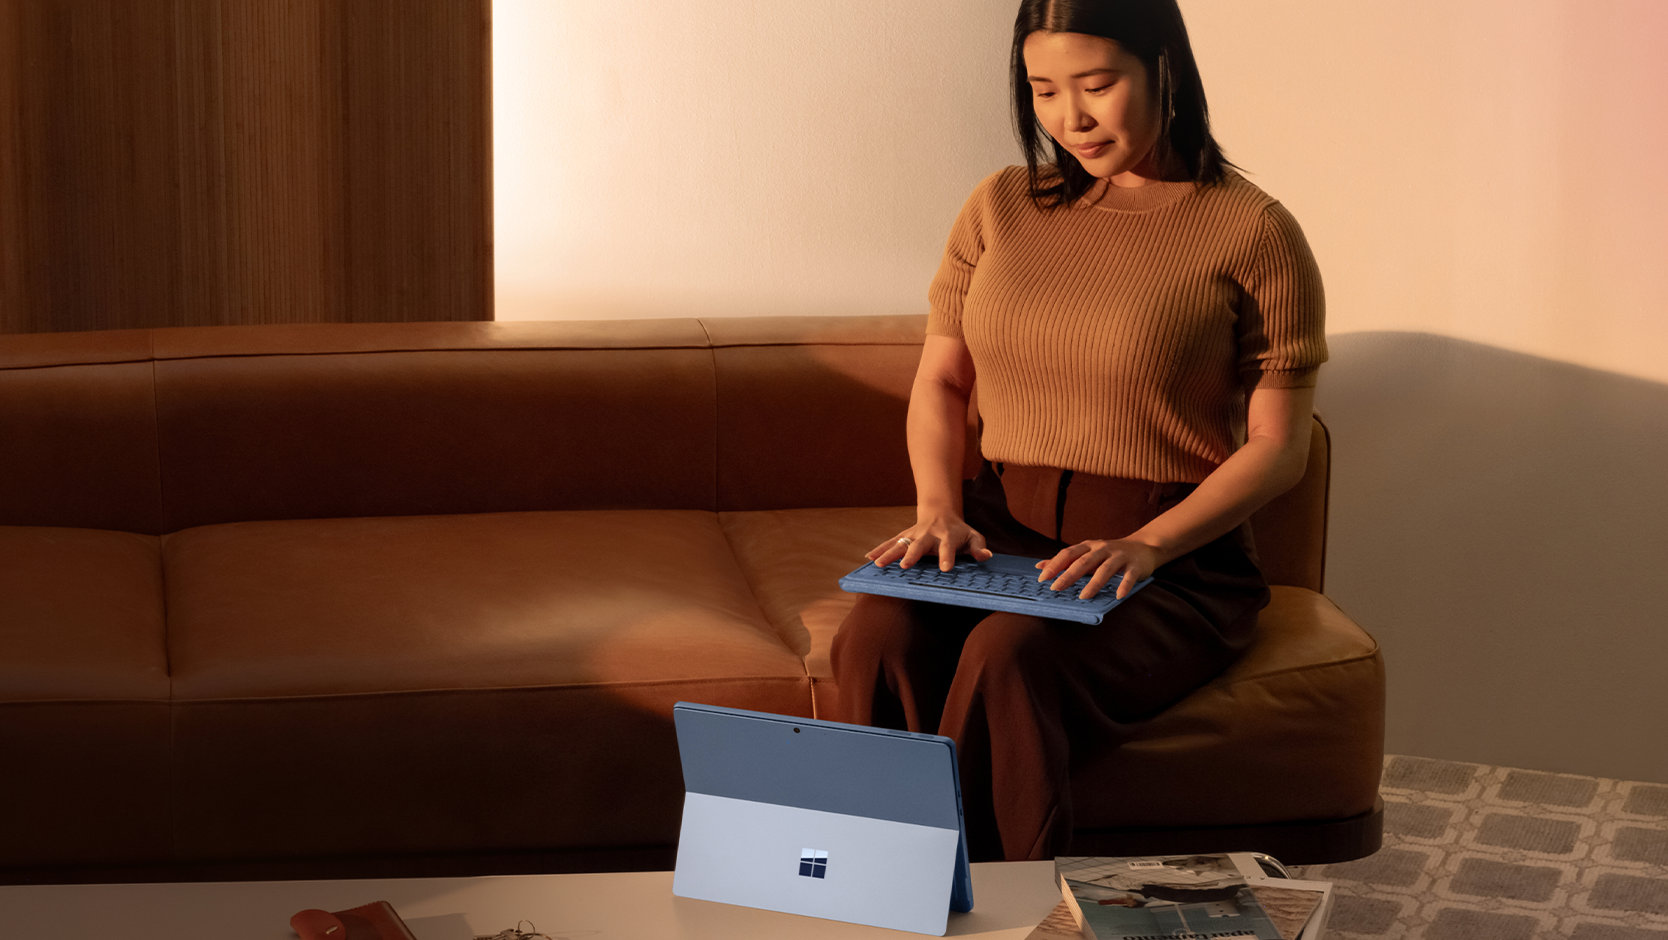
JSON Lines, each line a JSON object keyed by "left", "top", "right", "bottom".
{"left": 1010, "top": 0, "right": 1238, "bottom": 208}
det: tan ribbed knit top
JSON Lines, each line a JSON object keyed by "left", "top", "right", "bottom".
{"left": 927, "top": 164, "right": 1327, "bottom": 483}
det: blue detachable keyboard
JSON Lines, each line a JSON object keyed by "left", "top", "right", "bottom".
{"left": 838, "top": 553, "right": 1153, "bottom": 625}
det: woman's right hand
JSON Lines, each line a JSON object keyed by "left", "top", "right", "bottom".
{"left": 866, "top": 513, "right": 994, "bottom": 572}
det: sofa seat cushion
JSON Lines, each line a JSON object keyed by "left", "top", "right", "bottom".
{"left": 0, "top": 526, "right": 172, "bottom": 869}
{"left": 157, "top": 510, "right": 818, "bottom": 862}
{"left": 0, "top": 526, "right": 169, "bottom": 702}
{"left": 1072, "top": 587, "right": 1385, "bottom": 829}
{"left": 162, "top": 510, "right": 807, "bottom": 700}
{"left": 719, "top": 506, "right": 916, "bottom": 715}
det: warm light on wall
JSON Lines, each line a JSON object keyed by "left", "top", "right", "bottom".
{"left": 494, "top": 0, "right": 1668, "bottom": 384}
{"left": 492, "top": 1, "right": 1016, "bottom": 324}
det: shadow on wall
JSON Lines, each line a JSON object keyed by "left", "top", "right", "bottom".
{"left": 1316, "top": 332, "right": 1668, "bottom": 785}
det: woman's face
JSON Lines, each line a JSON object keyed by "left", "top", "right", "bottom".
{"left": 1022, "top": 31, "right": 1163, "bottom": 187}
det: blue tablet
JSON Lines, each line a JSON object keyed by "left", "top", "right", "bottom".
{"left": 671, "top": 702, "right": 973, "bottom": 935}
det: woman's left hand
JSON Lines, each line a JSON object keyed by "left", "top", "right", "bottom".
{"left": 1036, "top": 538, "right": 1164, "bottom": 600}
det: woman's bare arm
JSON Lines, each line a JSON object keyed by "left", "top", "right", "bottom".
{"left": 866, "top": 334, "right": 995, "bottom": 572}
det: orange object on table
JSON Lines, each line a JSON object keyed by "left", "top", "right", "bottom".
{"left": 290, "top": 901, "right": 417, "bottom": 940}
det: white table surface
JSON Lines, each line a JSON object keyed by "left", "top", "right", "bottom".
{"left": 0, "top": 860, "right": 1062, "bottom": 939}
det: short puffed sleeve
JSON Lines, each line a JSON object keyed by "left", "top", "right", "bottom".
{"left": 925, "top": 172, "right": 1000, "bottom": 340}
{"left": 1236, "top": 201, "right": 1328, "bottom": 389}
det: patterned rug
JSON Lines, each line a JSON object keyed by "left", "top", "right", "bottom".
{"left": 1288, "top": 755, "right": 1668, "bottom": 939}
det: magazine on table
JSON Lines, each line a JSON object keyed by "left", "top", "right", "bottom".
{"left": 1024, "top": 853, "right": 1334, "bottom": 940}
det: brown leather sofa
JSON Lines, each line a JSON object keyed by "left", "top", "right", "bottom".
{"left": 0, "top": 314, "right": 1383, "bottom": 884}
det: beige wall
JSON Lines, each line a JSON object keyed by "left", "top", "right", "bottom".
{"left": 1190, "top": 0, "right": 1668, "bottom": 385}
{"left": 493, "top": 2, "right": 1668, "bottom": 782}
{"left": 492, "top": 1, "right": 1017, "bottom": 321}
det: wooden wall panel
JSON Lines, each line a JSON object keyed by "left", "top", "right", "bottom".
{"left": 0, "top": 0, "right": 491, "bottom": 334}
{"left": 341, "top": 0, "right": 493, "bottom": 324}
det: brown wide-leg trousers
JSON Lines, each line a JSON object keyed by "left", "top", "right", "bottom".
{"left": 830, "top": 460, "right": 1269, "bottom": 862}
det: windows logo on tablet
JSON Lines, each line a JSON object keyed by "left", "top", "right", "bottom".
{"left": 799, "top": 849, "right": 828, "bottom": 879}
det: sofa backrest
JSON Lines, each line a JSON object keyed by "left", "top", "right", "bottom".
{"left": 0, "top": 317, "right": 922, "bottom": 530}
{"left": 1, "top": 329, "right": 165, "bottom": 534}
{"left": 0, "top": 315, "right": 1325, "bottom": 589}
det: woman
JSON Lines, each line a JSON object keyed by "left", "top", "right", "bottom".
{"left": 830, "top": 0, "right": 1327, "bottom": 862}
